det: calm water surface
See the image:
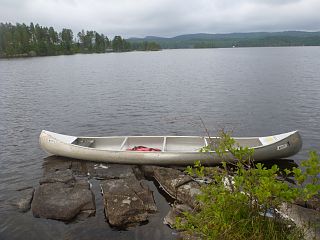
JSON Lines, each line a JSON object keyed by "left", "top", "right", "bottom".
{"left": 1, "top": 47, "right": 320, "bottom": 239}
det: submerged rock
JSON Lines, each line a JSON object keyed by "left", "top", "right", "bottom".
{"left": 13, "top": 187, "right": 35, "bottom": 212}
{"left": 32, "top": 179, "right": 95, "bottom": 221}
{"left": 101, "top": 176, "right": 157, "bottom": 227}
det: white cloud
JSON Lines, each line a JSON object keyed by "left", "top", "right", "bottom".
{"left": 0, "top": 0, "right": 319, "bottom": 37}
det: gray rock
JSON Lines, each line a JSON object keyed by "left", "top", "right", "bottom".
{"left": 78, "top": 163, "right": 137, "bottom": 180}
{"left": 31, "top": 180, "right": 95, "bottom": 221}
{"left": 164, "top": 204, "right": 203, "bottom": 240}
{"left": 43, "top": 157, "right": 139, "bottom": 180}
{"left": 153, "top": 167, "right": 193, "bottom": 196}
{"left": 69, "top": 160, "right": 92, "bottom": 177}
{"left": 40, "top": 169, "right": 75, "bottom": 185}
{"left": 43, "top": 156, "right": 72, "bottom": 173}
{"left": 132, "top": 165, "right": 144, "bottom": 180}
{"left": 296, "top": 195, "right": 320, "bottom": 212}
{"left": 164, "top": 204, "right": 192, "bottom": 228}
{"left": 13, "top": 187, "right": 35, "bottom": 212}
{"left": 175, "top": 182, "right": 201, "bottom": 208}
{"left": 177, "top": 231, "right": 202, "bottom": 240}
{"left": 306, "top": 195, "right": 320, "bottom": 212}
{"left": 148, "top": 166, "right": 201, "bottom": 207}
{"left": 280, "top": 203, "right": 320, "bottom": 240}
{"left": 43, "top": 156, "right": 91, "bottom": 178}
{"left": 101, "top": 177, "right": 157, "bottom": 227}
{"left": 140, "top": 165, "right": 159, "bottom": 178}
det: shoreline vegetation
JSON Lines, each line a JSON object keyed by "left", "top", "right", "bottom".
{"left": 0, "top": 22, "right": 161, "bottom": 58}
{"left": 175, "top": 130, "right": 320, "bottom": 239}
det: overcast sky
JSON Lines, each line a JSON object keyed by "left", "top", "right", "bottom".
{"left": 1, "top": 0, "right": 320, "bottom": 37}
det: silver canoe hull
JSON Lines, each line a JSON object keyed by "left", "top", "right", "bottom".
{"left": 39, "top": 130, "right": 302, "bottom": 165}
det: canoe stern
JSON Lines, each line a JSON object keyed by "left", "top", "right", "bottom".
{"left": 254, "top": 131, "right": 302, "bottom": 161}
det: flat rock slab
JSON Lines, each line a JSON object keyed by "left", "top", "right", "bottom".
{"left": 40, "top": 169, "right": 75, "bottom": 184}
{"left": 87, "top": 164, "right": 137, "bottom": 180}
{"left": 101, "top": 177, "right": 157, "bottom": 227}
{"left": 32, "top": 180, "right": 95, "bottom": 221}
{"left": 43, "top": 156, "right": 140, "bottom": 180}
{"left": 153, "top": 167, "right": 193, "bottom": 195}
{"left": 143, "top": 166, "right": 201, "bottom": 207}
{"left": 43, "top": 156, "right": 72, "bottom": 173}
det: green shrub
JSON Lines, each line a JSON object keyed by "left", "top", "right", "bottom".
{"left": 177, "top": 130, "right": 320, "bottom": 240}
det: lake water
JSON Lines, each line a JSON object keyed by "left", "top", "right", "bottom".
{"left": 1, "top": 47, "right": 320, "bottom": 239}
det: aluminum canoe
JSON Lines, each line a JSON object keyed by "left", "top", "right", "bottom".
{"left": 39, "top": 130, "right": 302, "bottom": 165}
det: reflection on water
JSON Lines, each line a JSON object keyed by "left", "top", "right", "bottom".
{"left": 257, "top": 159, "right": 298, "bottom": 170}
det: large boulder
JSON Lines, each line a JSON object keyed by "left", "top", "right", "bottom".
{"left": 32, "top": 179, "right": 95, "bottom": 221}
{"left": 101, "top": 176, "right": 157, "bottom": 227}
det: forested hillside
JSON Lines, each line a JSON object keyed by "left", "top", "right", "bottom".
{"left": 128, "top": 31, "right": 320, "bottom": 49}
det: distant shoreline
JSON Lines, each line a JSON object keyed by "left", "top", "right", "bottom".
{"left": 2, "top": 45, "right": 319, "bottom": 60}
{"left": 2, "top": 23, "right": 319, "bottom": 59}
{"left": 128, "top": 31, "right": 320, "bottom": 49}
{"left": 0, "top": 49, "right": 161, "bottom": 59}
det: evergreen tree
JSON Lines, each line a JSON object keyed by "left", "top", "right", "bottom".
{"left": 60, "top": 28, "right": 73, "bottom": 54}
{"left": 112, "top": 36, "right": 131, "bottom": 52}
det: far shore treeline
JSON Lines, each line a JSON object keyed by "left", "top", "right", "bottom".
{"left": 0, "top": 22, "right": 161, "bottom": 58}
{"left": 129, "top": 31, "right": 320, "bottom": 49}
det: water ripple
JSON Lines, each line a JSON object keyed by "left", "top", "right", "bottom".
{"left": 1, "top": 47, "right": 320, "bottom": 239}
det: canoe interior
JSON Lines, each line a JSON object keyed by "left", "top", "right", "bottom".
{"left": 71, "top": 136, "right": 263, "bottom": 152}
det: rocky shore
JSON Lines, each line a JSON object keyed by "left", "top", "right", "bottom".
{"left": 15, "top": 156, "right": 320, "bottom": 239}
